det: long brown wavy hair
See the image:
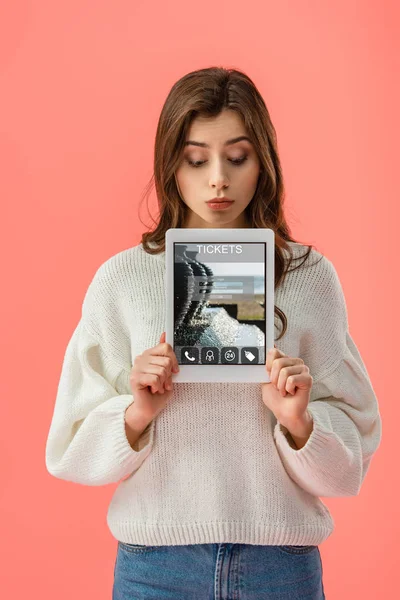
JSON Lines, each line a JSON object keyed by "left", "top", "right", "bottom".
{"left": 139, "top": 67, "right": 323, "bottom": 340}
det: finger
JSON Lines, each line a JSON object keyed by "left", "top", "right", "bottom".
{"left": 285, "top": 373, "right": 313, "bottom": 394}
{"left": 269, "top": 357, "right": 297, "bottom": 386}
{"left": 149, "top": 356, "right": 176, "bottom": 383}
{"left": 160, "top": 372, "right": 175, "bottom": 393}
{"left": 156, "top": 334, "right": 179, "bottom": 373}
{"left": 147, "top": 358, "right": 177, "bottom": 392}
{"left": 166, "top": 345, "right": 180, "bottom": 373}
{"left": 137, "top": 373, "right": 163, "bottom": 394}
{"left": 265, "top": 346, "right": 285, "bottom": 372}
{"left": 143, "top": 364, "right": 169, "bottom": 393}
{"left": 152, "top": 340, "right": 179, "bottom": 371}
{"left": 169, "top": 347, "right": 180, "bottom": 373}
{"left": 277, "top": 365, "right": 305, "bottom": 395}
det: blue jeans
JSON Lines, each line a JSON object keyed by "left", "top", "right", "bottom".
{"left": 112, "top": 542, "right": 326, "bottom": 599}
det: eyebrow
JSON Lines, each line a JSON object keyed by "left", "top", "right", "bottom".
{"left": 184, "top": 135, "right": 252, "bottom": 148}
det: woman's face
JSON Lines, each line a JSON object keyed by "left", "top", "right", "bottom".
{"left": 175, "top": 110, "right": 261, "bottom": 229}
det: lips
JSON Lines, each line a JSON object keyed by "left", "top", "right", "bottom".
{"left": 206, "top": 198, "right": 234, "bottom": 203}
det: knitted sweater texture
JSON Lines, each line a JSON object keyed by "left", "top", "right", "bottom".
{"left": 45, "top": 241, "right": 382, "bottom": 546}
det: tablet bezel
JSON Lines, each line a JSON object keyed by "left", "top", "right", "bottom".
{"left": 165, "top": 228, "right": 274, "bottom": 382}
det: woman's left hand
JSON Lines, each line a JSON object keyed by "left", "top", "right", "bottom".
{"left": 262, "top": 346, "right": 313, "bottom": 426}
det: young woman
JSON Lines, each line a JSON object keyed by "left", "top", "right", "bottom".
{"left": 45, "top": 67, "right": 382, "bottom": 599}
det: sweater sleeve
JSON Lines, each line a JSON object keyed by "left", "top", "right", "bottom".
{"left": 273, "top": 257, "right": 382, "bottom": 498}
{"left": 45, "top": 319, "right": 155, "bottom": 486}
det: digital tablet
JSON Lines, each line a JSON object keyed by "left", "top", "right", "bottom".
{"left": 165, "top": 228, "right": 275, "bottom": 382}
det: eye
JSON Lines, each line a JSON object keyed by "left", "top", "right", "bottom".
{"left": 186, "top": 156, "right": 248, "bottom": 168}
{"left": 230, "top": 156, "right": 248, "bottom": 166}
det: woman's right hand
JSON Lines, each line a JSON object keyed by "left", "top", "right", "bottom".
{"left": 129, "top": 332, "right": 180, "bottom": 421}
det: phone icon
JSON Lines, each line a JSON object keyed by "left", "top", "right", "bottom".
{"left": 181, "top": 347, "right": 199, "bottom": 364}
{"left": 184, "top": 350, "right": 196, "bottom": 362}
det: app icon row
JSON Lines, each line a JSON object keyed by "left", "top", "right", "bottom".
{"left": 180, "top": 346, "right": 259, "bottom": 365}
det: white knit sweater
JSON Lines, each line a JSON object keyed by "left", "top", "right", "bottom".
{"left": 45, "top": 240, "right": 382, "bottom": 547}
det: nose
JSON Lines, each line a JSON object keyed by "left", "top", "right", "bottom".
{"left": 209, "top": 160, "right": 229, "bottom": 191}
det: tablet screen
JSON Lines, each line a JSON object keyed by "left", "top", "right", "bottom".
{"left": 173, "top": 242, "right": 266, "bottom": 366}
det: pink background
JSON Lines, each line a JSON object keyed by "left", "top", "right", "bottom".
{"left": 0, "top": 1, "right": 397, "bottom": 597}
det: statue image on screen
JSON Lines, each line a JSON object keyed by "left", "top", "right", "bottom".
{"left": 174, "top": 244, "right": 265, "bottom": 362}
